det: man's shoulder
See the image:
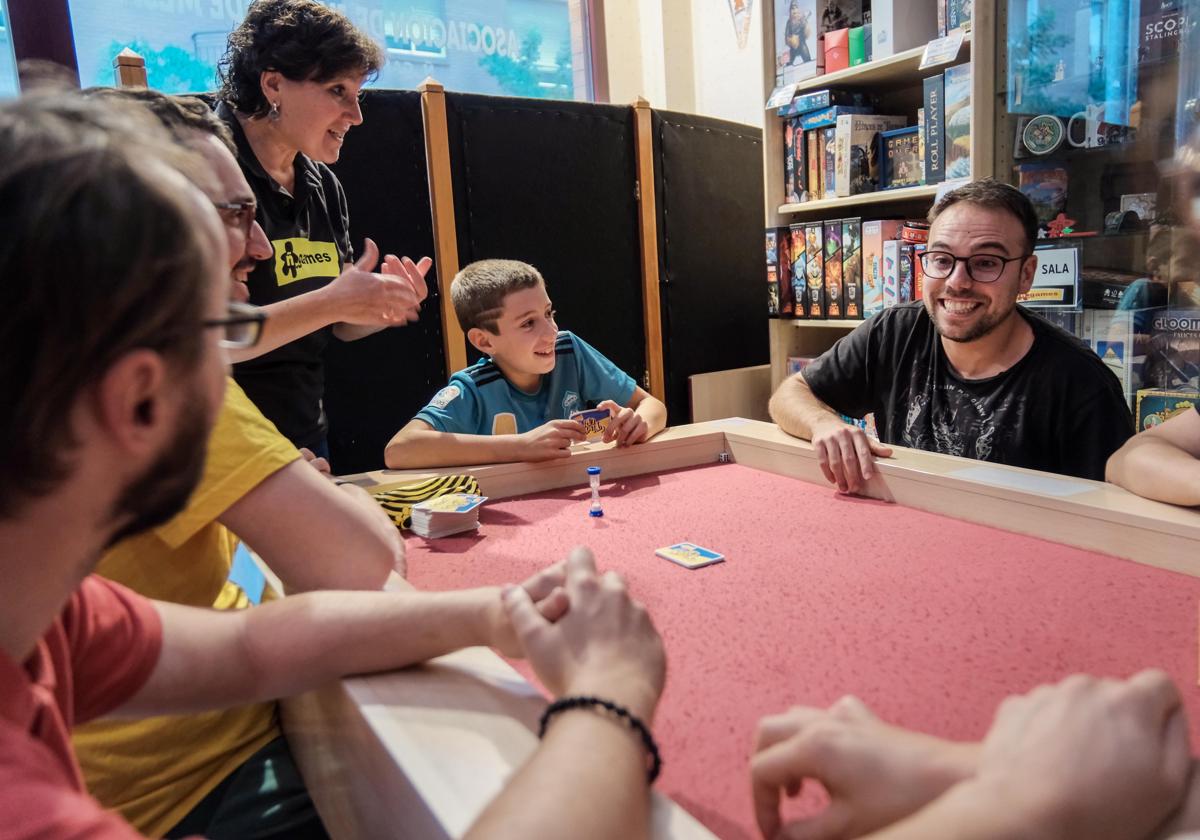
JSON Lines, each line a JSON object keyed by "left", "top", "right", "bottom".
{"left": 1024, "top": 309, "right": 1116, "bottom": 381}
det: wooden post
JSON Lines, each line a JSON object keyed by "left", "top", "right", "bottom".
{"left": 632, "top": 96, "right": 666, "bottom": 403}
{"left": 113, "top": 48, "right": 148, "bottom": 88}
{"left": 419, "top": 78, "right": 467, "bottom": 375}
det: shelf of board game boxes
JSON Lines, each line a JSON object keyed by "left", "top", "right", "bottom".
{"left": 778, "top": 183, "right": 942, "bottom": 217}
{"left": 790, "top": 30, "right": 972, "bottom": 95}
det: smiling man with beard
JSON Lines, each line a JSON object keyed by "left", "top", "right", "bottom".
{"left": 769, "top": 178, "right": 1133, "bottom": 490}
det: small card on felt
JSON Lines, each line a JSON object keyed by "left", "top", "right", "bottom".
{"left": 656, "top": 542, "right": 725, "bottom": 569}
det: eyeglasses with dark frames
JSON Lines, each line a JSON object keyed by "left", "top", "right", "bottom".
{"left": 919, "top": 250, "right": 1032, "bottom": 283}
{"left": 203, "top": 301, "right": 266, "bottom": 350}
{"left": 212, "top": 199, "right": 257, "bottom": 239}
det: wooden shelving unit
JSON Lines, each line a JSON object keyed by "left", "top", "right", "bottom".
{"left": 760, "top": 5, "right": 996, "bottom": 390}
{"left": 792, "top": 33, "right": 972, "bottom": 93}
{"left": 778, "top": 183, "right": 942, "bottom": 217}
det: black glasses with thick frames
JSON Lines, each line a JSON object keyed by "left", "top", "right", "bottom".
{"left": 203, "top": 301, "right": 266, "bottom": 350}
{"left": 212, "top": 199, "right": 257, "bottom": 239}
{"left": 919, "top": 251, "right": 1032, "bottom": 283}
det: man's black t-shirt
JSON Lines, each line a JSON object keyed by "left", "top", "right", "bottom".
{"left": 218, "top": 101, "right": 353, "bottom": 451}
{"left": 801, "top": 303, "right": 1134, "bottom": 480}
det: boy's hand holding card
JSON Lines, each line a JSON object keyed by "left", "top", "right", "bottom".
{"left": 569, "top": 407, "right": 612, "bottom": 443}
{"left": 597, "top": 399, "right": 649, "bottom": 447}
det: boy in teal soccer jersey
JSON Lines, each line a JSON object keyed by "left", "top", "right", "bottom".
{"left": 385, "top": 259, "right": 668, "bottom": 468}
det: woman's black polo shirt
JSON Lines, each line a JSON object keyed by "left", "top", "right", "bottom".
{"left": 218, "top": 101, "right": 353, "bottom": 451}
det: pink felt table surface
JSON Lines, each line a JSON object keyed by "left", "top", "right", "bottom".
{"left": 405, "top": 463, "right": 1200, "bottom": 840}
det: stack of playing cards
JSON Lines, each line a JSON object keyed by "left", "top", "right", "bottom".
{"left": 410, "top": 493, "right": 487, "bottom": 538}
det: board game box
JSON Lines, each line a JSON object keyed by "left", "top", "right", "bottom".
{"left": 943, "top": 62, "right": 972, "bottom": 180}
{"left": 1135, "top": 388, "right": 1198, "bottom": 431}
{"left": 842, "top": 218, "right": 864, "bottom": 318}
{"left": 880, "top": 126, "right": 921, "bottom": 190}
{"left": 805, "top": 222, "right": 826, "bottom": 318}
{"left": 824, "top": 220, "right": 845, "bottom": 318}
{"left": 790, "top": 223, "right": 809, "bottom": 318}
{"left": 862, "top": 219, "right": 903, "bottom": 316}
{"left": 835, "top": 114, "right": 907, "bottom": 196}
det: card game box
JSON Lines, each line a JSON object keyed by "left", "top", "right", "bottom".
{"left": 1135, "top": 388, "right": 1198, "bottom": 432}
{"left": 799, "top": 104, "right": 874, "bottom": 131}
{"left": 784, "top": 120, "right": 799, "bottom": 204}
{"left": 862, "top": 219, "right": 903, "bottom": 316}
{"left": 824, "top": 219, "right": 845, "bottom": 318}
{"left": 806, "top": 129, "right": 821, "bottom": 198}
{"left": 882, "top": 238, "right": 901, "bottom": 308}
{"left": 778, "top": 89, "right": 872, "bottom": 118}
{"left": 835, "top": 114, "right": 907, "bottom": 197}
{"left": 825, "top": 27, "right": 850, "bottom": 72}
{"left": 1082, "top": 308, "right": 1154, "bottom": 410}
{"left": 898, "top": 243, "right": 915, "bottom": 303}
{"left": 912, "top": 242, "right": 927, "bottom": 300}
{"left": 822, "top": 126, "right": 838, "bottom": 198}
{"left": 775, "top": 0, "right": 821, "bottom": 85}
{"left": 777, "top": 226, "right": 796, "bottom": 316}
{"left": 790, "top": 224, "right": 810, "bottom": 317}
{"left": 948, "top": 0, "right": 972, "bottom": 31}
{"left": 943, "top": 62, "right": 972, "bottom": 180}
{"left": 848, "top": 25, "right": 867, "bottom": 65}
{"left": 923, "top": 73, "right": 945, "bottom": 184}
{"left": 805, "top": 222, "right": 826, "bottom": 318}
{"left": 765, "top": 228, "right": 781, "bottom": 316}
{"left": 1145, "top": 309, "right": 1200, "bottom": 392}
{"left": 880, "top": 126, "right": 921, "bottom": 190}
{"left": 871, "top": 0, "right": 939, "bottom": 59}
{"left": 842, "top": 218, "right": 864, "bottom": 318}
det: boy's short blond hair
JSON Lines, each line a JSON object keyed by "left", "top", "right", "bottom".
{"left": 451, "top": 259, "right": 545, "bottom": 333}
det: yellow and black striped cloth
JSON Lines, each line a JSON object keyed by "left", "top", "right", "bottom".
{"left": 371, "top": 474, "right": 482, "bottom": 530}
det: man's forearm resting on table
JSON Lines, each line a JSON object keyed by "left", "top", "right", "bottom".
{"left": 219, "top": 459, "right": 400, "bottom": 592}
{"left": 1106, "top": 435, "right": 1200, "bottom": 507}
{"left": 769, "top": 374, "right": 845, "bottom": 439}
{"left": 115, "top": 587, "right": 503, "bottom": 718}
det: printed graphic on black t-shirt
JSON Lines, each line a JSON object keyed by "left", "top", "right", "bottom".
{"left": 801, "top": 303, "right": 1134, "bottom": 480}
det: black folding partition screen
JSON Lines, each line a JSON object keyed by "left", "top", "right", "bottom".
{"left": 442, "top": 93, "right": 647, "bottom": 383}
{"left": 652, "top": 110, "right": 769, "bottom": 424}
{"left": 323, "top": 90, "right": 444, "bottom": 474}
{"left": 322, "top": 88, "right": 765, "bottom": 472}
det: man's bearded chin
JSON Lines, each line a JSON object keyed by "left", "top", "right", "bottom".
{"left": 104, "top": 396, "right": 210, "bottom": 548}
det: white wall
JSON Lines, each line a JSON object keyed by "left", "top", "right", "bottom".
{"left": 604, "top": 0, "right": 763, "bottom": 129}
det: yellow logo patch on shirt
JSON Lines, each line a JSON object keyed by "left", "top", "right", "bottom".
{"left": 491, "top": 413, "right": 517, "bottom": 435}
{"left": 272, "top": 237, "right": 339, "bottom": 286}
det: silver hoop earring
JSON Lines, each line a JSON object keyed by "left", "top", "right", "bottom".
{"left": 269, "top": 101, "right": 280, "bottom": 121}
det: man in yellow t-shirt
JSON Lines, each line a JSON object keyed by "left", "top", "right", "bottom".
{"left": 72, "top": 90, "right": 406, "bottom": 838}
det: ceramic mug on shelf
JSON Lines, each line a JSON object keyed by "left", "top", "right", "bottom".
{"left": 1066, "top": 103, "right": 1107, "bottom": 148}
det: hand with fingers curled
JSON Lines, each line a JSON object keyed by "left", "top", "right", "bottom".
{"left": 517, "top": 419, "right": 588, "bottom": 461}
{"left": 965, "top": 670, "right": 1191, "bottom": 840}
{"left": 753, "top": 671, "right": 1192, "bottom": 840}
{"left": 501, "top": 547, "right": 665, "bottom": 723}
{"left": 750, "top": 696, "right": 977, "bottom": 840}
{"left": 325, "top": 237, "right": 432, "bottom": 327}
{"left": 808, "top": 417, "right": 892, "bottom": 495}
{"left": 298, "top": 446, "right": 332, "bottom": 477}
{"left": 597, "top": 400, "right": 650, "bottom": 448}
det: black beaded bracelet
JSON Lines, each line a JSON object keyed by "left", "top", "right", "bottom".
{"left": 537, "top": 695, "right": 662, "bottom": 784}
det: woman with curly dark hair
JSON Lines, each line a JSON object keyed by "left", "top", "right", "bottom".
{"left": 216, "top": 0, "right": 431, "bottom": 460}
